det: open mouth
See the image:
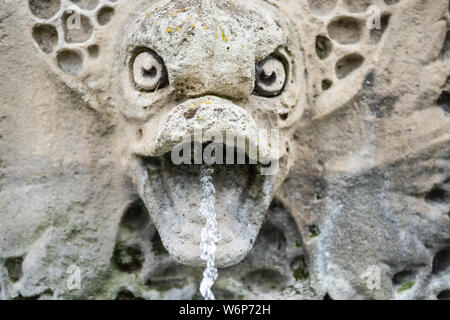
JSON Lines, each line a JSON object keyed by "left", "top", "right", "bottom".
{"left": 133, "top": 96, "right": 281, "bottom": 267}
{"left": 143, "top": 143, "right": 266, "bottom": 225}
{"left": 138, "top": 142, "right": 274, "bottom": 267}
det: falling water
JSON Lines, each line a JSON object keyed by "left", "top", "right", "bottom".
{"left": 198, "top": 165, "right": 221, "bottom": 300}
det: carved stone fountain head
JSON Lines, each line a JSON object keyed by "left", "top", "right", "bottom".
{"left": 117, "top": 0, "right": 306, "bottom": 267}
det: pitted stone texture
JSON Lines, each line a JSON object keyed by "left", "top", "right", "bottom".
{"left": 0, "top": 0, "right": 449, "bottom": 300}
{"left": 134, "top": 96, "right": 280, "bottom": 163}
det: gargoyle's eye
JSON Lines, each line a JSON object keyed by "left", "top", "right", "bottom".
{"left": 132, "top": 50, "right": 168, "bottom": 92}
{"left": 253, "top": 56, "right": 287, "bottom": 97}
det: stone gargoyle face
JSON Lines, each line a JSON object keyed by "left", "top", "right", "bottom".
{"left": 117, "top": 0, "right": 306, "bottom": 267}
{"left": 21, "top": 0, "right": 450, "bottom": 299}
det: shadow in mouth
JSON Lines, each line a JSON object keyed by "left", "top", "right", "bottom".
{"left": 143, "top": 142, "right": 265, "bottom": 182}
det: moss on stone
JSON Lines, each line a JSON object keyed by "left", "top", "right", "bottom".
{"left": 152, "top": 232, "right": 169, "bottom": 256}
{"left": 292, "top": 256, "right": 309, "bottom": 281}
{"left": 397, "top": 281, "right": 415, "bottom": 293}
{"left": 293, "top": 265, "right": 309, "bottom": 281}
{"left": 112, "top": 243, "right": 144, "bottom": 273}
{"left": 308, "top": 225, "right": 320, "bottom": 239}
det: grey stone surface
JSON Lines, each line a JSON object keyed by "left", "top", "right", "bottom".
{"left": 0, "top": 0, "right": 449, "bottom": 300}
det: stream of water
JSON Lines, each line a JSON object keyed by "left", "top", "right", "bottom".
{"left": 198, "top": 165, "right": 221, "bottom": 300}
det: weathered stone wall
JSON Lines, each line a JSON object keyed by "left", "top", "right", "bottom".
{"left": 0, "top": 0, "right": 449, "bottom": 300}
